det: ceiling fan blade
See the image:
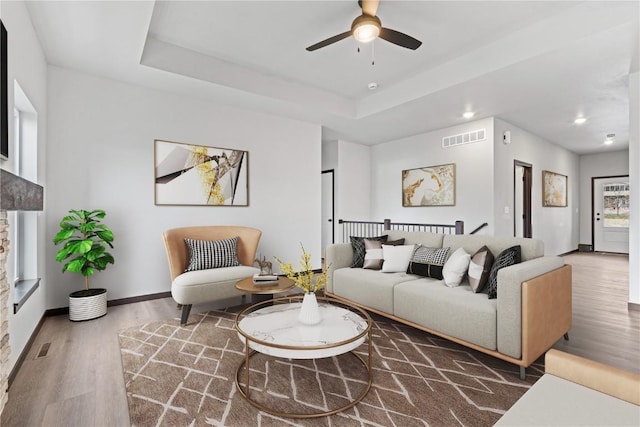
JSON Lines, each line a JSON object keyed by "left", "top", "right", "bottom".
{"left": 379, "top": 27, "right": 422, "bottom": 50}
{"left": 361, "top": 0, "right": 379, "bottom": 17}
{"left": 306, "top": 31, "right": 352, "bottom": 51}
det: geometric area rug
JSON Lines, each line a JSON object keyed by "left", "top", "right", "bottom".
{"left": 118, "top": 307, "right": 543, "bottom": 427}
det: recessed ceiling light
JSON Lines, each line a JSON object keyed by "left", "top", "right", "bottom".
{"left": 463, "top": 111, "right": 475, "bottom": 119}
{"left": 367, "top": 82, "right": 378, "bottom": 90}
{"left": 574, "top": 117, "right": 587, "bottom": 124}
{"left": 604, "top": 133, "right": 615, "bottom": 145}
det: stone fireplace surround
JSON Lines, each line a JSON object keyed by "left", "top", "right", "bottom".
{"left": 0, "top": 211, "right": 8, "bottom": 412}
{"left": 0, "top": 169, "right": 44, "bottom": 414}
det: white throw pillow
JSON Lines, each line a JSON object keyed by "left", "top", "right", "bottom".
{"left": 442, "top": 247, "right": 471, "bottom": 287}
{"left": 381, "top": 244, "right": 415, "bottom": 273}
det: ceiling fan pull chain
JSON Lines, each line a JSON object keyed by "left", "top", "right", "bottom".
{"left": 371, "top": 41, "right": 375, "bottom": 65}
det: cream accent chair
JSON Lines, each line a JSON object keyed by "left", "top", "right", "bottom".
{"left": 496, "top": 349, "right": 640, "bottom": 425}
{"left": 162, "top": 226, "right": 262, "bottom": 325}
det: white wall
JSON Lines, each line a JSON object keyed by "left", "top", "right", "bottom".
{"left": 46, "top": 67, "right": 322, "bottom": 309}
{"left": 336, "top": 140, "right": 371, "bottom": 236}
{"left": 370, "top": 118, "right": 495, "bottom": 234}
{"left": 321, "top": 139, "right": 338, "bottom": 171}
{"left": 629, "top": 72, "right": 639, "bottom": 305}
{"left": 321, "top": 140, "right": 338, "bottom": 244}
{"left": 321, "top": 139, "right": 371, "bottom": 243}
{"left": 493, "top": 118, "right": 579, "bottom": 255}
{"left": 0, "top": 0, "right": 49, "bottom": 371}
{"left": 578, "top": 150, "right": 629, "bottom": 245}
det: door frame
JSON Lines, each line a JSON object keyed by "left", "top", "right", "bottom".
{"left": 591, "top": 174, "right": 629, "bottom": 251}
{"left": 321, "top": 169, "right": 335, "bottom": 246}
{"left": 514, "top": 160, "right": 533, "bottom": 238}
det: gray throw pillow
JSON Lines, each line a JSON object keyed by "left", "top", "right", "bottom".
{"left": 363, "top": 238, "right": 405, "bottom": 270}
{"left": 468, "top": 246, "right": 494, "bottom": 293}
{"left": 487, "top": 245, "right": 521, "bottom": 299}
{"left": 184, "top": 236, "right": 240, "bottom": 272}
{"left": 350, "top": 235, "right": 388, "bottom": 268}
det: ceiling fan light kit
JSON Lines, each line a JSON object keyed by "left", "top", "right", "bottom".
{"left": 352, "top": 15, "right": 381, "bottom": 43}
{"left": 306, "top": 0, "right": 422, "bottom": 52}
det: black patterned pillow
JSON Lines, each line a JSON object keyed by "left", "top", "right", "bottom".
{"left": 184, "top": 236, "right": 241, "bottom": 272}
{"left": 487, "top": 245, "right": 521, "bottom": 299}
{"left": 406, "top": 246, "right": 450, "bottom": 280}
{"left": 350, "top": 235, "right": 388, "bottom": 268}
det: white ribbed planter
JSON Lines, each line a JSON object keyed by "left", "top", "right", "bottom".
{"left": 298, "top": 292, "right": 321, "bottom": 325}
{"left": 69, "top": 288, "right": 107, "bottom": 321}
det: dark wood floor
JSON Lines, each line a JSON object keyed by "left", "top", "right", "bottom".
{"left": 1, "top": 252, "right": 638, "bottom": 426}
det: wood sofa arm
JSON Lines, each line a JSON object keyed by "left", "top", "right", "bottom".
{"left": 521, "top": 264, "right": 572, "bottom": 366}
{"left": 545, "top": 349, "right": 640, "bottom": 405}
{"left": 497, "top": 257, "right": 566, "bottom": 361}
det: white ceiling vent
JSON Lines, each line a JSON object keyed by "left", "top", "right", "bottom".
{"left": 442, "top": 128, "right": 486, "bottom": 148}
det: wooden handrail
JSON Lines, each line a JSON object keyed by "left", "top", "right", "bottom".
{"left": 338, "top": 218, "right": 464, "bottom": 242}
{"left": 470, "top": 222, "right": 489, "bottom": 235}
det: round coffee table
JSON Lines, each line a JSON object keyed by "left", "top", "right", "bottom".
{"left": 234, "top": 295, "right": 373, "bottom": 418}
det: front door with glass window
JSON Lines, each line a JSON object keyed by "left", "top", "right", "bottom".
{"left": 593, "top": 177, "right": 629, "bottom": 253}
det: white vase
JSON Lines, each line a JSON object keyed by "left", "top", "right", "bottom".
{"left": 298, "top": 292, "right": 321, "bottom": 325}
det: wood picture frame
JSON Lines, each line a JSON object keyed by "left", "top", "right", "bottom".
{"left": 402, "top": 163, "right": 455, "bottom": 207}
{"left": 154, "top": 139, "right": 248, "bottom": 206}
{"left": 542, "top": 170, "right": 567, "bottom": 207}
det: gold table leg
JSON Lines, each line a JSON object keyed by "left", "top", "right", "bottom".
{"left": 245, "top": 341, "right": 250, "bottom": 399}
{"left": 234, "top": 345, "right": 373, "bottom": 419}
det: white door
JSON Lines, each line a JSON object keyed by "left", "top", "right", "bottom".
{"left": 321, "top": 171, "right": 334, "bottom": 257}
{"left": 594, "top": 177, "right": 629, "bottom": 253}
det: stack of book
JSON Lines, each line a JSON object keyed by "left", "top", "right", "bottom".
{"left": 252, "top": 274, "right": 279, "bottom": 285}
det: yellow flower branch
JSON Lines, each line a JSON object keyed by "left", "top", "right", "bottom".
{"left": 274, "top": 243, "right": 328, "bottom": 294}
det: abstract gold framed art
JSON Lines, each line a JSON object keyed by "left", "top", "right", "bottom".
{"left": 402, "top": 163, "right": 455, "bottom": 207}
{"left": 154, "top": 139, "right": 248, "bottom": 206}
{"left": 542, "top": 170, "right": 567, "bottom": 207}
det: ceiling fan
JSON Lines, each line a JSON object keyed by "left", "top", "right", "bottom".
{"left": 306, "top": 0, "right": 422, "bottom": 52}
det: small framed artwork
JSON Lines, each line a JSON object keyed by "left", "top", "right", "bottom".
{"left": 154, "top": 139, "right": 248, "bottom": 206}
{"left": 402, "top": 163, "right": 455, "bottom": 207}
{"left": 542, "top": 170, "right": 567, "bottom": 207}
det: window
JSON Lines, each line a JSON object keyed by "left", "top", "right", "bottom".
{"left": 11, "top": 107, "right": 22, "bottom": 282}
{"left": 603, "top": 182, "right": 630, "bottom": 228}
{"left": 12, "top": 81, "right": 38, "bottom": 289}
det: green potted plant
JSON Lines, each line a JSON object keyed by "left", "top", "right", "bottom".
{"left": 53, "top": 209, "right": 115, "bottom": 321}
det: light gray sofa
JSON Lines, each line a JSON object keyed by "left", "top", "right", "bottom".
{"left": 496, "top": 349, "right": 640, "bottom": 426}
{"left": 325, "top": 230, "right": 572, "bottom": 378}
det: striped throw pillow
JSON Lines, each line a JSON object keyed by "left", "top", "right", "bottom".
{"left": 406, "top": 245, "right": 450, "bottom": 280}
{"left": 184, "top": 236, "right": 241, "bottom": 272}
